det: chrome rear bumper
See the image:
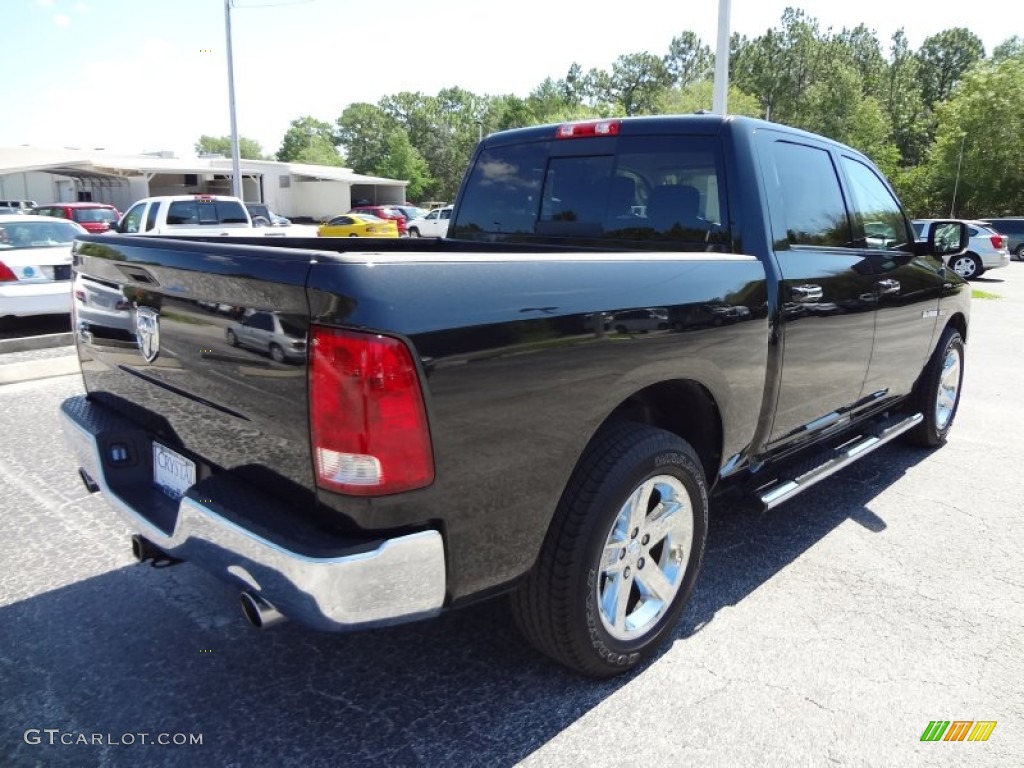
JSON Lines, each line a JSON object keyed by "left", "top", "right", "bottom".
{"left": 60, "top": 395, "right": 446, "bottom": 631}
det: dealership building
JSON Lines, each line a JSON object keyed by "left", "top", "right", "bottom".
{"left": 0, "top": 146, "right": 408, "bottom": 220}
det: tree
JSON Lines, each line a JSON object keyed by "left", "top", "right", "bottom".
{"left": 916, "top": 28, "right": 985, "bottom": 107}
{"left": 606, "top": 53, "right": 673, "bottom": 116}
{"left": 664, "top": 31, "right": 713, "bottom": 88}
{"left": 374, "top": 132, "right": 433, "bottom": 201}
{"left": 992, "top": 36, "right": 1023, "bottom": 63}
{"left": 276, "top": 116, "right": 344, "bottom": 166}
{"left": 884, "top": 29, "right": 929, "bottom": 167}
{"left": 336, "top": 103, "right": 399, "bottom": 174}
{"left": 730, "top": 8, "right": 826, "bottom": 122}
{"left": 923, "top": 55, "right": 1024, "bottom": 217}
{"left": 194, "top": 134, "right": 266, "bottom": 159}
{"left": 657, "top": 81, "right": 761, "bottom": 117}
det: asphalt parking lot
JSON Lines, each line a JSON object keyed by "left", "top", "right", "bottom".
{"left": 0, "top": 266, "right": 1022, "bottom": 767}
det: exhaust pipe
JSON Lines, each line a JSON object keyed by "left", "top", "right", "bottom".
{"left": 131, "top": 534, "right": 181, "bottom": 568}
{"left": 239, "top": 591, "right": 286, "bottom": 629}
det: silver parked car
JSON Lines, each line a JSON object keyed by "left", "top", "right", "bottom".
{"left": 226, "top": 310, "right": 307, "bottom": 363}
{"left": 912, "top": 219, "right": 1010, "bottom": 279}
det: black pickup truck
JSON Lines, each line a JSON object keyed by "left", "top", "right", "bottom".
{"left": 60, "top": 115, "right": 969, "bottom": 677}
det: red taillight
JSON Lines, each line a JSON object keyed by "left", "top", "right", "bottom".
{"left": 990, "top": 233, "right": 1006, "bottom": 249}
{"left": 555, "top": 119, "right": 621, "bottom": 139}
{"left": 0, "top": 261, "right": 17, "bottom": 282}
{"left": 309, "top": 326, "right": 433, "bottom": 496}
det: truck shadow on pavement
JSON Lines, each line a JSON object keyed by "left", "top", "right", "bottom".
{"left": 0, "top": 444, "right": 933, "bottom": 768}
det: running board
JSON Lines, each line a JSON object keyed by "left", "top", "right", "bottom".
{"left": 759, "top": 412, "right": 923, "bottom": 511}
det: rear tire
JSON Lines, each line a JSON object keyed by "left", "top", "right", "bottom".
{"left": 949, "top": 252, "right": 983, "bottom": 280}
{"left": 906, "top": 327, "right": 964, "bottom": 447}
{"left": 511, "top": 423, "right": 708, "bottom": 678}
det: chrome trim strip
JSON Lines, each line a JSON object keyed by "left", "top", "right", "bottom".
{"left": 760, "top": 413, "right": 923, "bottom": 511}
{"left": 60, "top": 403, "right": 446, "bottom": 631}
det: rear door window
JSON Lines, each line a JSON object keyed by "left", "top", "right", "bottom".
{"left": 768, "top": 141, "right": 852, "bottom": 248}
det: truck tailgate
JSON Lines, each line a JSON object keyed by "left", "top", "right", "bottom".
{"left": 71, "top": 235, "right": 317, "bottom": 507}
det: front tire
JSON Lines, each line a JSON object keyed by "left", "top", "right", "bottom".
{"left": 269, "top": 343, "right": 286, "bottom": 363}
{"left": 408, "top": 228, "right": 420, "bottom": 238}
{"left": 226, "top": 329, "right": 238, "bottom": 347}
{"left": 511, "top": 424, "right": 708, "bottom": 678}
{"left": 1016, "top": 244, "right": 1024, "bottom": 261}
{"left": 906, "top": 327, "right": 964, "bottom": 447}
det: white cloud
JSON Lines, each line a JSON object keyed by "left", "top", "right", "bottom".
{"left": 53, "top": 13, "right": 71, "bottom": 27}
{"left": 74, "top": 2, "right": 89, "bottom": 12}
{"left": 37, "top": 0, "right": 55, "bottom": 7}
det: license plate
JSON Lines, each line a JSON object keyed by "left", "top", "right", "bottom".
{"left": 153, "top": 442, "right": 196, "bottom": 501}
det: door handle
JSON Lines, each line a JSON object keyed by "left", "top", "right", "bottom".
{"left": 878, "top": 279, "right": 900, "bottom": 295}
{"left": 791, "top": 284, "right": 823, "bottom": 303}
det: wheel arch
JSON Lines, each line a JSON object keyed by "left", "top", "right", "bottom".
{"left": 597, "top": 378, "right": 723, "bottom": 486}
{"left": 947, "top": 311, "right": 968, "bottom": 344}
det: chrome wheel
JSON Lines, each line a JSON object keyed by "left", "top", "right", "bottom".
{"left": 935, "top": 346, "right": 961, "bottom": 431}
{"left": 596, "top": 474, "right": 693, "bottom": 641}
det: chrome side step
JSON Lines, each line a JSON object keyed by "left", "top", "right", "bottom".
{"left": 759, "top": 412, "right": 923, "bottom": 511}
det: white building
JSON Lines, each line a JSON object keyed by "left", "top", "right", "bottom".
{"left": 0, "top": 146, "right": 408, "bottom": 221}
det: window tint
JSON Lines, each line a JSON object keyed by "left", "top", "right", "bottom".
{"left": 216, "top": 201, "right": 249, "bottom": 224}
{"left": 145, "top": 202, "right": 159, "bottom": 231}
{"left": 840, "top": 156, "right": 910, "bottom": 251}
{"left": 770, "top": 141, "right": 851, "bottom": 248}
{"left": 167, "top": 201, "right": 199, "bottom": 225}
{"left": 451, "top": 135, "right": 729, "bottom": 249}
{"left": 440, "top": 208, "right": 452, "bottom": 220}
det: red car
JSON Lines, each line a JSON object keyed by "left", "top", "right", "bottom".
{"left": 32, "top": 202, "right": 122, "bottom": 233}
{"left": 350, "top": 205, "right": 407, "bottom": 236}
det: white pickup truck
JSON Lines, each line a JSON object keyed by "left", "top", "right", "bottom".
{"left": 110, "top": 195, "right": 289, "bottom": 237}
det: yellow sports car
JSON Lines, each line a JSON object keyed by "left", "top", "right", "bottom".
{"left": 317, "top": 213, "right": 399, "bottom": 238}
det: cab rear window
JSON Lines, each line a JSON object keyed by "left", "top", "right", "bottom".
{"left": 167, "top": 200, "right": 249, "bottom": 225}
{"left": 450, "top": 135, "right": 730, "bottom": 250}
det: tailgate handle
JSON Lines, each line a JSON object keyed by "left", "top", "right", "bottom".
{"left": 791, "top": 284, "right": 823, "bottom": 303}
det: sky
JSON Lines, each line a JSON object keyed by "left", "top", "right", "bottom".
{"left": 2, "top": 0, "right": 1020, "bottom": 159}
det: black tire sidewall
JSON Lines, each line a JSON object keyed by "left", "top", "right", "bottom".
{"left": 270, "top": 344, "right": 285, "bottom": 362}
{"left": 573, "top": 433, "right": 708, "bottom": 673}
{"left": 914, "top": 329, "right": 964, "bottom": 446}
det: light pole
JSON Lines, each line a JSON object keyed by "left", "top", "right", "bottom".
{"left": 224, "top": 0, "right": 243, "bottom": 198}
{"left": 950, "top": 133, "right": 966, "bottom": 218}
{"left": 712, "top": 0, "right": 731, "bottom": 114}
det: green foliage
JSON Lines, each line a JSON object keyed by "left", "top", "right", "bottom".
{"left": 657, "top": 81, "right": 761, "bottom": 117}
{"left": 194, "top": 134, "right": 266, "bottom": 159}
{"left": 374, "top": 132, "right": 433, "bottom": 201}
{"left": 336, "top": 103, "right": 398, "bottom": 174}
{"left": 923, "top": 55, "right": 1024, "bottom": 217}
{"left": 276, "top": 117, "right": 343, "bottom": 166}
{"left": 916, "top": 28, "right": 985, "bottom": 107}
{"left": 664, "top": 32, "right": 714, "bottom": 87}
{"left": 263, "top": 8, "right": 1019, "bottom": 208}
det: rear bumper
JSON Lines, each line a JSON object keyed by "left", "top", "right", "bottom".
{"left": 0, "top": 282, "right": 71, "bottom": 317}
{"left": 982, "top": 251, "right": 1010, "bottom": 270}
{"left": 59, "top": 394, "right": 446, "bottom": 631}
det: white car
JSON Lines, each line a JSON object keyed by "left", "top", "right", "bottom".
{"left": 0, "top": 214, "right": 81, "bottom": 320}
{"left": 912, "top": 219, "right": 1010, "bottom": 280}
{"left": 407, "top": 205, "right": 452, "bottom": 238}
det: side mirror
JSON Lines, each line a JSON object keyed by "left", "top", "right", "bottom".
{"left": 108, "top": 220, "right": 122, "bottom": 234}
{"left": 926, "top": 220, "right": 968, "bottom": 258}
